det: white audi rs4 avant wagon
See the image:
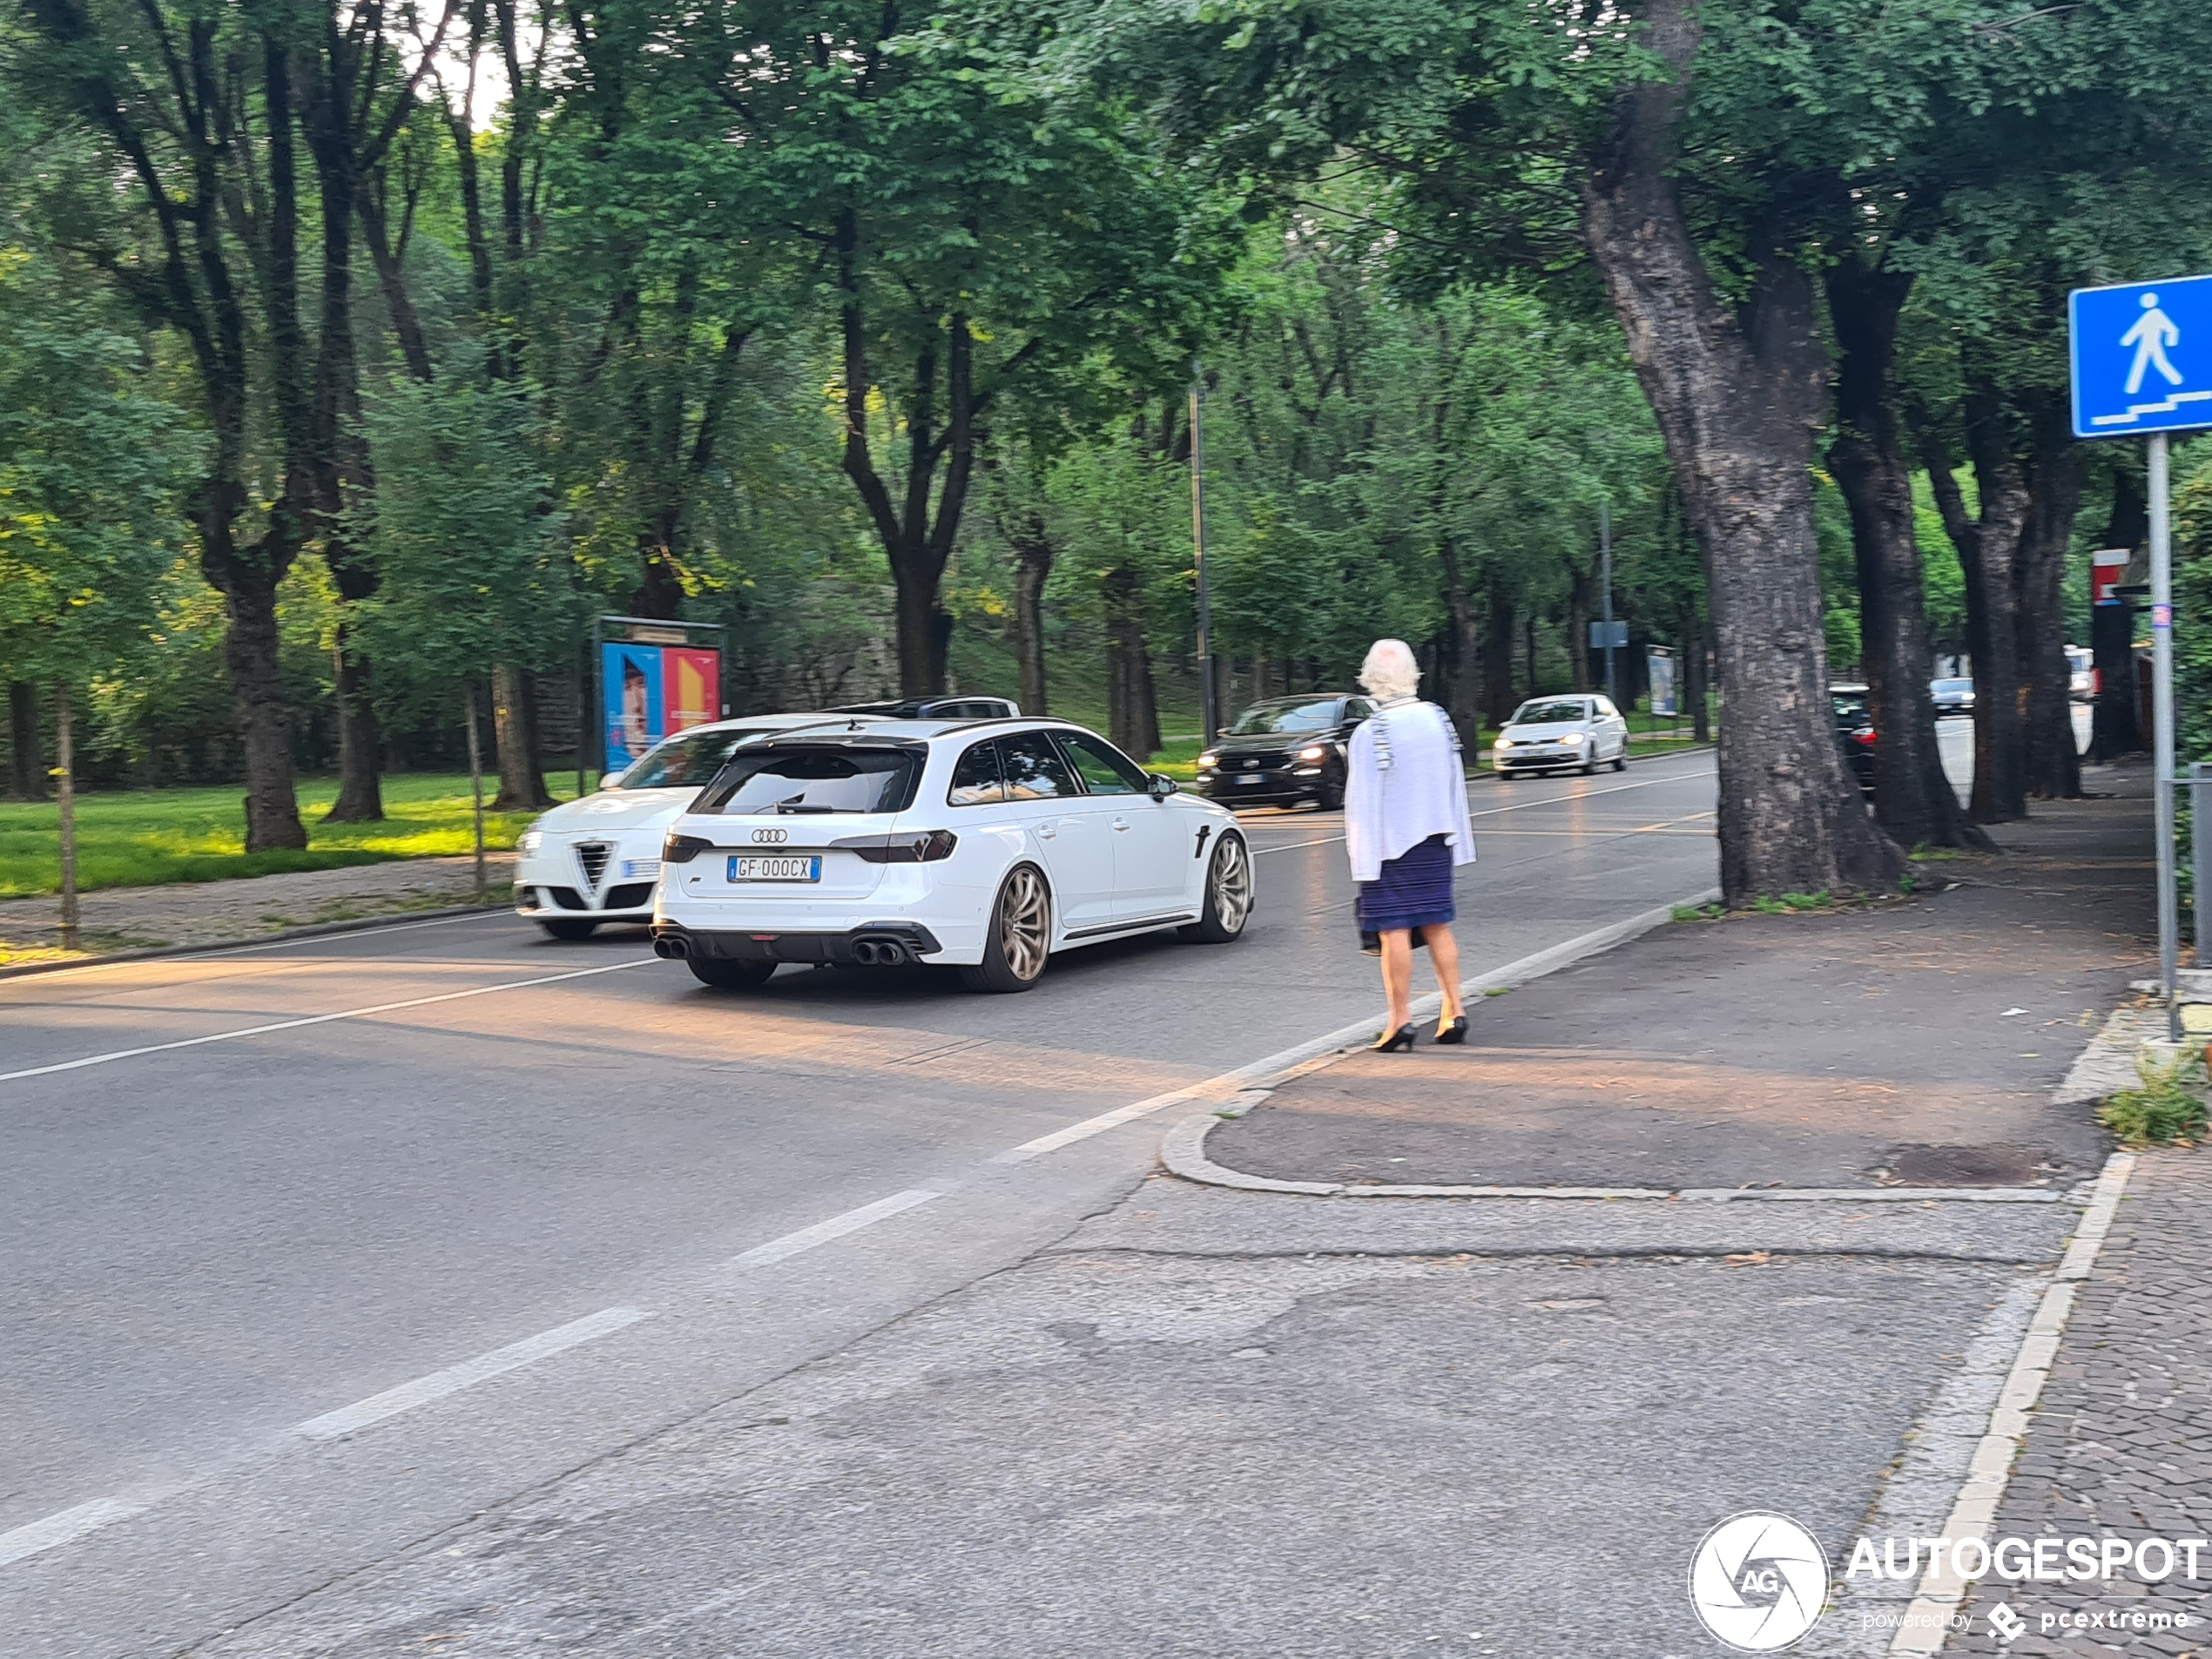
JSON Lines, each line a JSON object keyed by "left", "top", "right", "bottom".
{"left": 651, "top": 718, "right": 1253, "bottom": 992}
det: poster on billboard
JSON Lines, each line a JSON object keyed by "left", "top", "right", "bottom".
{"left": 601, "top": 642, "right": 721, "bottom": 768}
{"left": 1647, "top": 646, "right": 1677, "bottom": 717}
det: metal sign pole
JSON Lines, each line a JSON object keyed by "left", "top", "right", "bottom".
{"left": 2150, "top": 432, "right": 2180, "bottom": 1038}
{"left": 1190, "top": 360, "right": 1217, "bottom": 742}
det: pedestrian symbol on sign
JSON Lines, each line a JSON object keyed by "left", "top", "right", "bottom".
{"left": 2123, "top": 293, "right": 2184, "bottom": 395}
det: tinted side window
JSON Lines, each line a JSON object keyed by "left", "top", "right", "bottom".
{"left": 1000, "top": 732, "right": 1078, "bottom": 799}
{"left": 948, "top": 740, "right": 1005, "bottom": 806}
{"left": 1058, "top": 732, "right": 1147, "bottom": 795}
{"left": 1345, "top": 699, "right": 1372, "bottom": 721}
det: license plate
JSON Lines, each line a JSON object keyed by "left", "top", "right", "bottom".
{"left": 727, "top": 855, "right": 820, "bottom": 882}
{"left": 623, "top": 859, "right": 661, "bottom": 879}
{"left": 1237, "top": 773, "right": 1264, "bottom": 785}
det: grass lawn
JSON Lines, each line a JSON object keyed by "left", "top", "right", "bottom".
{"left": 0, "top": 772, "right": 583, "bottom": 900}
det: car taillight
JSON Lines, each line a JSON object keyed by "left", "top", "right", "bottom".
{"left": 663, "top": 833, "right": 711, "bottom": 863}
{"left": 832, "top": 829, "right": 958, "bottom": 864}
{"left": 1855, "top": 729, "right": 1877, "bottom": 747}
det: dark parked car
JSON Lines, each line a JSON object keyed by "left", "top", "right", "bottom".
{"left": 1832, "top": 685, "right": 1876, "bottom": 791}
{"left": 832, "top": 695, "right": 1020, "bottom": 720}
{"left": 1196, "top": 694, "right": 1374, "bottom": 811}
{"left": 1931, "top": 677, "right": 1975, "bottom": 718}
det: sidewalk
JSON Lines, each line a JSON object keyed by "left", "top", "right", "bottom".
{"left": 0, "top": 853, "right": 515, "bottom": 965}
{"left": 178, "top": 767, "right": 2196, "bottom": 1659}
{"left": 1948, "top": 1148, "right": 2212, "bottom": 1657}
{"left": 1199, "top": 779, "right": 2151, "bottom": 1196}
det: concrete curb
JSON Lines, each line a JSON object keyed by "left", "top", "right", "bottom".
{"left": 0, "top": 901, "right": 513, "bottom": 981}
{"left": 1884, "top": 1149, "right": 2139, "bottom": 1656}
{"left": 1158, "top": 881, "right": 2106, "bottom": 1207}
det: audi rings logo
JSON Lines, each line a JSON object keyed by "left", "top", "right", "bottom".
{"left": 750, "top": 828, "right": 789, "bottom": 844}
{"left": 1689, "top": 1513, "right": 1830, "bottom": 1651}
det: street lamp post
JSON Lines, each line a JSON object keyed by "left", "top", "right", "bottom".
{"left": 1190, "top": 360, "right": 1217, "bottom": 742}
{"left": 1600, "top": 502, "right": 1618, "bottom": 706}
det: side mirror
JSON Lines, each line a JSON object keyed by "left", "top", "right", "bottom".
{"left": 1215, "top": 726, "right": 1231, "bottom": 738}
{"left": 1147, "top": 773, "right": 1179, "bottom": 800}
{"left": 599, "top": 768, "right": 627, "bottom": 791}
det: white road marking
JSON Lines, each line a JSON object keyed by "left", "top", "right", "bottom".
{"left": 722, "top": 1189, "right": 943, "bottom": 1269}
{"left": 0, "top": 1491, "right": 167, "bottom": 1568}
{"left": 295, "top": 1306, "right": 652, "bottom": 1441}
{"left": 0, "top": 958, "right": 656, "bottom": 1085}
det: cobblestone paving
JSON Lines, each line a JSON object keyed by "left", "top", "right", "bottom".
{"left": 1951, "top": 1150, "right": 2212, "bottom": 1656}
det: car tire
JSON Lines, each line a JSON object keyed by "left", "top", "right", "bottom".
{"left": 1316, "top": 777, "right": 1345, "bottom": 812}
{"left": 961, "top": 863, "right": 1052, "bottom": 993}
{"left": 687, "top": 956, "right": 776, "bottom": 990}
{"left": 1613, "top": 751, "right": 1628, "bottom": 772}
{"left": 1581, "top": 752, "right": 1599, "bottom": 775}
{"left": 537, "top": 919, "right": 598, "bottom": 941}
{"left": 1181, "top": 833, "right": 1253, "bottom": 944}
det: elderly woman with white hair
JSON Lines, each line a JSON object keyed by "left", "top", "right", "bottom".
{"left": 1345, "top": 638, "right": 1474, "bottom": 1050}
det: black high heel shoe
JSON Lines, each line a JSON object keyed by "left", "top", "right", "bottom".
{"left": 1433, "top": 1015, "right": 1468, "bottom": 1045}
{"left": 1373, "top": 1023, "right": 1416, "bottom": 1053}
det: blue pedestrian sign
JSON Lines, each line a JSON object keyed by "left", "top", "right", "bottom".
{"left": 2071, "top": 274, "right": 2212, "bottom": 438}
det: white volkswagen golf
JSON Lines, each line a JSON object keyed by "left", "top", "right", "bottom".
{"left": 651, "top": 718, "right": 1253, "bottom": 992}
{"left": 514, "top": 712, "right": 880, "bottom": 939}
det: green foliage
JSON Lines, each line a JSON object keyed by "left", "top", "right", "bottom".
{"left": 2098, "top": 1047, "right": 2209, "bottom": 1147}
{"left": 0, "top": 772, "right": 579, "bottom": 898}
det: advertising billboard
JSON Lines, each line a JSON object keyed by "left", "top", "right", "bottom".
{"left": 601, "top": 642, "right": 721, "bottom": 768}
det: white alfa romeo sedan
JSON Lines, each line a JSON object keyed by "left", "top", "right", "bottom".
{"left": 514, "top": 713, "right": 880, "bottom": 940}
{"left": 651, "top": 718, "right": 1252, "bottom": 992}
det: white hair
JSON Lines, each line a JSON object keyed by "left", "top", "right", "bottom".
{"left": 1359, "top": 638, "right": 1421, "bottom": 702}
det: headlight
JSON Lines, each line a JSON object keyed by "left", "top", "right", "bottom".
{"left": 1562, "top": 732, "right": 1585, "bottom": 745}
{"left": 519, "top": 830, "right": 543, "bottom": 854}
{"left": 1197, "top": 752, "right": 1218, "bottom": 769}
{"left": 1494, "top": 738, "right": 1514, "bottom": 750}
{"left": 1298, "top": 744, "right": 1327, "bottom": 762}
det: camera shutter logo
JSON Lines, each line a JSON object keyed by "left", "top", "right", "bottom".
{"left": 751, "top": 828, "right": 789, "bottom": 845}
{"left": 1689, "top": 1513, "right": 1830, "bottom": 1651}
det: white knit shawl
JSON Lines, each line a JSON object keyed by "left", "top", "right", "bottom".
{"left": 1344, "top": 698, "right": 1476, "bottom": 883}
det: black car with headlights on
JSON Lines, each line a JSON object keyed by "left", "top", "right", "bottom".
{"left": 1195, "top": 694, "right": 1374, "bottom": 811}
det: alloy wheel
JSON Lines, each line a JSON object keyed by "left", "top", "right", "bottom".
{"left": 1000, "top": 865, "right": 1050, "bottom": 981}
{"left": 1211, "top": 835, "right": 1252, "bottom": 933}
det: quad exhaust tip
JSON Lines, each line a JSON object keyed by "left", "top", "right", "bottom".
{"left": 652, "top": 935, "right": 690, "bottom": 960}
{"left": 851, "top": 937, "right": 910, "bottom": 967}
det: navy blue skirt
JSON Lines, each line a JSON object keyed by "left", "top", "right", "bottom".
{"left": 1356, "top": 833, "right": 1457, "bottom": 933}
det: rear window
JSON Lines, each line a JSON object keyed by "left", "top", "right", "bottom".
{"left": 691, "top": 745, "right": 922, "bottom": 815}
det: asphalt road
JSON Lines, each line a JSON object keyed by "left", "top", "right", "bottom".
{"left": 0, "top": 747, "right": 1723, "bottom": 1657}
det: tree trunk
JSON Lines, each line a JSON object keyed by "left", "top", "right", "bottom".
{"left": 491, "top": 663, "right": 555, "bottom": 810}
{"left": 2092, "top": 462, "right": 2145, "bottom": 760}
{"left": 1579, "top": 0, "right": 1901, "bottom": 899}
{"left": 1524, "top": 616, "right": 1539, "bottom": 700}
{"left": 323, "top": 632, "right": 386, "bottom": 822}
{"left": 1104, "top": 565, "right": 1159, "bottom": 758}
{"left": 10, "top": 682, "right": 44, "bottom": 799}
{"left": 1480, "top": 581, "right": 1516, "bottom": 726}
{"left": 1922, "top": 395, "right": 2030, "bottom": 822}
{"left": 1567, "top": 570, "right": 1593, "bottom": 691}
{"left": 219, "top": 564, "right": 309, "bottom": 852}
{"left": 1681, "top": 603, "right": 1711, "bottom": 743}
{"left": 1825, "top": 260, "right": 1983, "bottom": 851}
{"left": 2020, "top": 395, "right": 2083, "bottom": 800}
{"left": 1439, "top": 537, "right": 1483, "bottom": 741}
{"left": 55, "top": 679, "right": 77, "bottom": 949}
{"left": 464, "top": 681, "right": 488, "bottom": 901}
{"left": 1001, "top": 508, "right": 1053, "bottom": 717}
